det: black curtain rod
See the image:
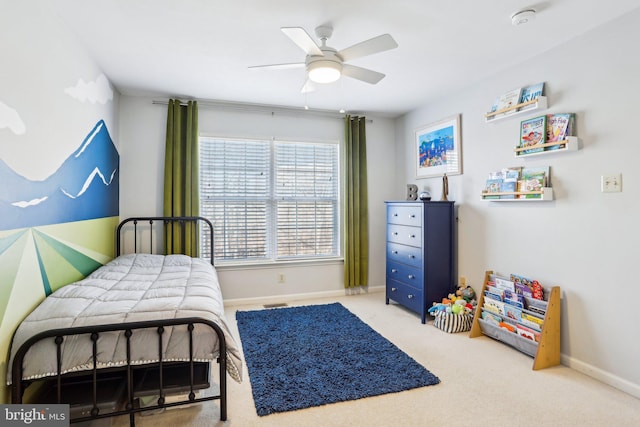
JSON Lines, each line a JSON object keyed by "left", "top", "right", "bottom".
{"left": 151, "top": 99, "right": 372, "bottom": 122}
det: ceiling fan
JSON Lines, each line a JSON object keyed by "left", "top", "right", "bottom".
{"left": 249, "top": 26, "right": 398, "bottom": 93}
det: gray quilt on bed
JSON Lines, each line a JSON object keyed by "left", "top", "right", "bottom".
{"left": 7, "top": 253, "right": 243, "bottom": 384}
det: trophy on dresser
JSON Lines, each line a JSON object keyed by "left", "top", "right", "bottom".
{"left": 440, "top": 173, "right": 449, "bottom": 201}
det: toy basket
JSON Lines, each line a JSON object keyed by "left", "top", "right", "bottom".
{"left": 433, "top": 311, "right": 474, "bottom": 333}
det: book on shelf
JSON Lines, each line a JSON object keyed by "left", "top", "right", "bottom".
{"left": 504, "top": 290, "right": 525, "bottom": 308}
{"left": 518, "top": 82, "right": 544, "bottom": 110}
{"left": 484, "top": 286, "right": 504, "bottom": 301}
{"left": 514, "top": 282, "right": 533, "bottom": 298}
{"left": 520, "top": 166, "right": 549, "bottom": 199}
{"left": 484, "top": 298, "right": 505, "bottom": 316}
{"left": 499, "top": 321, "right": 516, "bottom": 333}
{"left": 484, "top": 178, "right": 502, "bottom": 199}
{"left": 524, "top": 296, "right": 548, "bottom": 314}
{"left": 504, "top": 304, "right": 522, "bottom": 321}
{"left": 521, "top": 312, "right": 544, "bottom": 329}
{"left": 503, "top": 168, "right": 521, "bottom": 182}
{"left": 482, "top": 311, "right": 501, "bottom": 325}
{"left": 519, "top": 115, "right": 547, "bottom": 155}
{"left": 490, "top": 87, "right": 523, "bottom": 118}
{"left": 516, "top": 324, "right": 541, "bottom": 342}
{"left": 546, "top": 113, "right": 576, "bottom": 150}
{"left": 499, "top": 180, "right": 516, "bottom": 199}
{"left": 510, "top": 273, "right": 534, "bottom": 288}
{"left": 494, "top": 276, "right": 515, "bottom": 292}
{"left": 499, "top": 168, "right": 520, "bottom": 199}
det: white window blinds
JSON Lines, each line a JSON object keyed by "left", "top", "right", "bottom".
{"left": 200, "top": 137, "right": 340, "bottom": 263}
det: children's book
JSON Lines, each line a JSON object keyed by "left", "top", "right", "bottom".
{"left": 499, "top": 180, "right": 516, "bottom": 199}
{"left": 504, "top": 290, "right": 525, "bottom": 308}
{"left": 546, "top": 113, "right": 575, "bottom": 150}
{"left": 494, "top": 276, "right": 515, "bottom": 292}
{"left": 521, "top": 166, "right": 549, "bottom": 198}
{"left": 482, "top": 311, "right": 501, "bottom": 325}
{"left": 518, "top": 82, "right": 544, "bottom": 111}
{"left": 521, "top": 312, "right": 544, "bottom": 329}
{"left": 519, "top": 115, "right": 547, "bottom": 155}
{"left": 514, "top": 282, "right": 533, "bottom": 298}
{"left": 497, "top": 168, "right": 520, "bottom": 199}
{"left": 484, "top": 178, "right": 502, "bottom": 199}
{"left": 499, "top": 321, "right": 516, "bottom": 333}
{"left": 504, "top": 304, "right": 522, "bottom": 321}
{"left": 485, "top": 285, "right": 504, "bottom": 301}
{"left": 503, "top": 168, "right": 521, "bottom": 182}
{"left": 484, "top": 298, "right": 505, "bottom": 316}
{"left": 516, "top": 324, "right": 541, "bottom": 342}
{"left": 492, "top": 87, "right": 523, "bottom": 119}
{"left": 484, "top": 291, "right": 503, "bottom": 303}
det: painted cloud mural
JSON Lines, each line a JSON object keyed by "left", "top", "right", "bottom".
{"left": 64, "top": 73, "right": 114, "bottom": 104}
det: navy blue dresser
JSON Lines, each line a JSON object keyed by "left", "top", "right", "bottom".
{"left": 385, "top": 201, "right": 455, "bottom": 323}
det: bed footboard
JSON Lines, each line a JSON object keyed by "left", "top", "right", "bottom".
{"left": 11, "top": 317, "right": 227, "bottom": 426}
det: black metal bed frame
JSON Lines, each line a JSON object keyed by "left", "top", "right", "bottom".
{"left": 10, "top": 216, "right": 227, "bottom": 426}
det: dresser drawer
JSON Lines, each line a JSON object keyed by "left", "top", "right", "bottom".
{"left": 387, "top": 242, "right": 422, "bottom": 268}
{"left": 386, "top": 280, "right": 423, "bottom": 314}
{"left": 387, "top": 204, "right": 422, "bottom": 227}
{"left": 386, "top": 260, "right": 423, "bottom": 287}
{"left": 387, "top": 223, "right": 421, "bottom": 247}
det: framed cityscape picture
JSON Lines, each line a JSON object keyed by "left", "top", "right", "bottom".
{"left": 415, "top": 114, "right": 462, "bottom": 179}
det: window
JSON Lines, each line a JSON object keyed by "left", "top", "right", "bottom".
{"left": 199, "top": 137, "right": 340, "bottom": 264}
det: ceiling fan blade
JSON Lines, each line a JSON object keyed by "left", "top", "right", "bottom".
{"left": 341, "top": 64, "right": 385, "bottom": 84}
{"left": 301, "top": 79, "right": 316, "bottom": 93}
{"left": 338, "top": 34, "right": 398, "bottom": 62}
{"left": 249, "top": 62, "right": 305, "bottom": 70}
{"left": 281, "top": 27, "right": 323, "bottom": 56}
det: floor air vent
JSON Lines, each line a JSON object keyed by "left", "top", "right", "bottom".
{"left": 263, "top": 303, "right": 288, "bottom": 308}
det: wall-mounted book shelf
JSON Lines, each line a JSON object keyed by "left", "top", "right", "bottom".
{"left": 469, "top": 270, "right": 561, "bottom": 370}
{"left": 515, "top": 137, "right": 579, "bottom": 158}
{"left": 485, "top": 96, "right": 548, "bottom": 123}
{"left": 481, "top": 187, "right": 553, "bottom": 201}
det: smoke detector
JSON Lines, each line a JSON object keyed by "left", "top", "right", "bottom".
{"left": 511, "top": 9, "right": 536, "bottom": 26}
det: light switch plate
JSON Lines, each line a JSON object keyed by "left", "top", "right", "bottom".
{"left": 601, "top": 174, "right": 622, "bottom": 192}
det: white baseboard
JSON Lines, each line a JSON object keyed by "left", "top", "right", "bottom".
{"left": 561, "top": 354, "right": 640, "bottom": 399}
{"left": 225, "top": 285, "right": 385, "bottom": 308}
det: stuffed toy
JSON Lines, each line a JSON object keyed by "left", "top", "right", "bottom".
{"left": 456, "top": 283, "right": 477, "bottom": 303}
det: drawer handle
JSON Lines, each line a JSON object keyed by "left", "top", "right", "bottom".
{"left": 391, "top": 287, "right": 397, "bottom": 292}
{"left": 410, "top": 214, "right": 415, "bottom": 218}
{"left": 409, "top": 234, "right": 416, "bottom": 238}
{"left": 393, "top": 213, "right": 398, "bottom": 217}
{"left": 392, "top": 250, "right": 398, "bottom": 254}
{"left": 408, "top": 294, "right": 414, "bottom": 299}
{"left": 393, "top": 232, "right": 398, "bottom": 236}
{"left": 391, "top": 268, "right": 397, "bottom": 273}
{"left": 407, "top": 274, "right": 414, "bottom": 279}
{"left": 408, "top": 254, "right": 415, "bottom": 259}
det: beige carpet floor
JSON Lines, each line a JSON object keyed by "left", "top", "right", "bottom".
{"left": 101, "top": 290, "right": 639, "bottom": 427}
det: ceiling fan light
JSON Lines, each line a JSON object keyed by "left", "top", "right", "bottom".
{"left": 308, "top": 60, "right": 342, "bottom": 83}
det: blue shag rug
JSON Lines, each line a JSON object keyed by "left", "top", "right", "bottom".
{"left": 236, "top": 302, "right": 440, "bottom": 416}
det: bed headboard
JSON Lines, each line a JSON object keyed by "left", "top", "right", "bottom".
{"left": 116, "top": 216, "right": 214, "bottom": 265}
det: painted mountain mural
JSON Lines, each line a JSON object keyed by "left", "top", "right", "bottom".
{"left": 0, "top": 120, "right": 119, "bottom": 231}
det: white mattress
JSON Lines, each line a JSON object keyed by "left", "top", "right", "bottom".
{"left": 7, "top": 253, "right": 242, "bottom": 384}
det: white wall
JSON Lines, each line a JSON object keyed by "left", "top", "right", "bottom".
{"left": 119, "top": 98, "right": 397, "bottom": 302}
{"left": 119, "top": 8, "right": 640, "bottom": 398}
{"left": 397, "top": 10, "right": 640, "bottom": 396}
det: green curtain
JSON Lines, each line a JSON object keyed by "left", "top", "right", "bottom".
{"left": 163, "top": 99, "right": 199, "bottom": 256}
{"left": 344, "top": 115, "right": 369, "bottom": 288}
